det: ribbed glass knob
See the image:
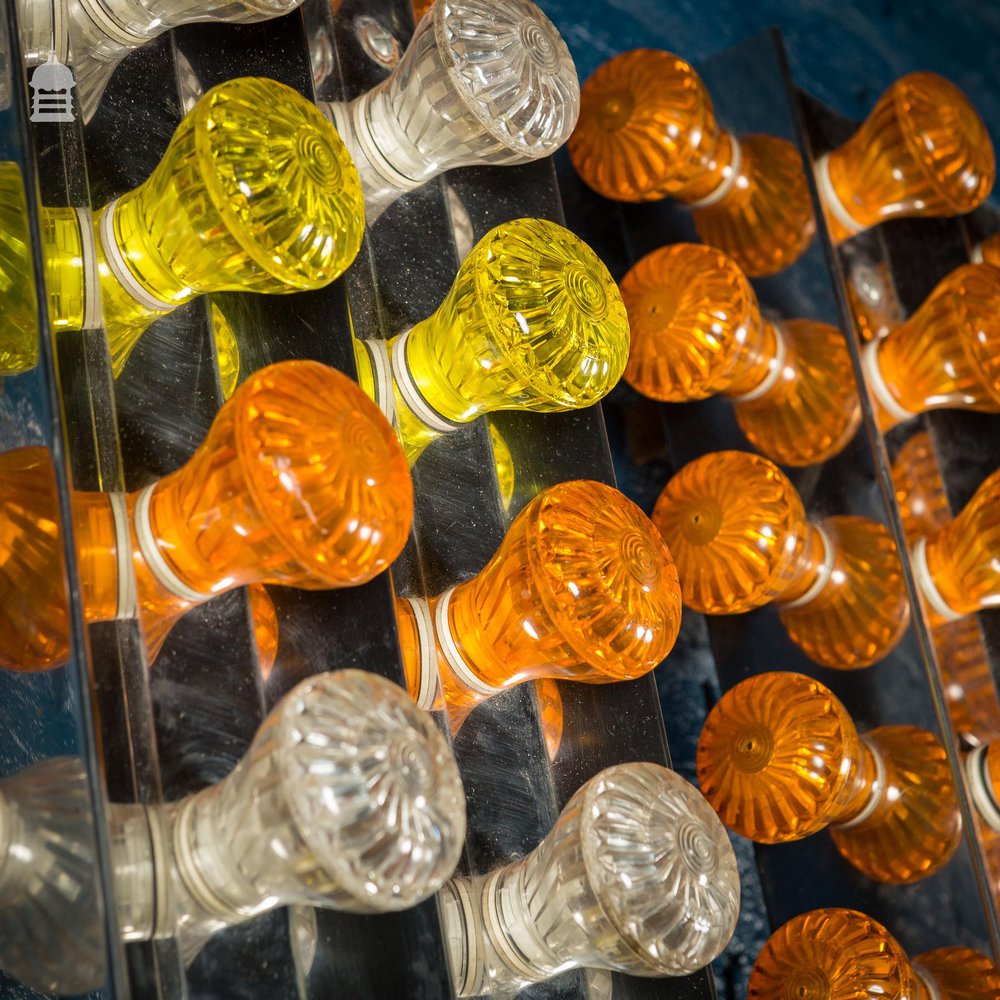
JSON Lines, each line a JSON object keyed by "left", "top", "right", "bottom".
{"left": 568, "top": 49, "right": 815, "bottom": 276}
{"left": 19, "top": 0, "right": 307, "bottom": 122}
{"left": 353, "top": 217, "right": 629, "bottom": 463}
{"left": 652, "top": 450, "right": 910, "bottom": 669}
{"left": 0, "top": 361, "right": 412, "bottom": 670}
{"left": 440, "top": 763, "right": 739, "bottom": 995}
{"left": 622, "top": 242, "right": 859, "bottom": 465}
{"left": 816, "top": 73, "right": 995, "bottom": 244}
{"left": 0, "top": 671, "right": 466, "bottom": 993}
{"left": 397, "top": 480, "right": 681, "bottom": 722}
{"left": 39, "top": 77, "right": 364, "bottom": 375}
{"left": 323, "top": 0, "right": 579, "bottom": 223}
{"left": 863, "top": 263, "right": 1000, "bottom": 432}
{"left": 698, "top": 672, "right": 961, "bottom": 883}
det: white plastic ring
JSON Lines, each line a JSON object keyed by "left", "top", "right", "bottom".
{"left": 362, "top": 338, "right": 396, "bottom": 429}
{"left": 688, "top": 136, "right": 742, "bottom": 209}
{"left": 779, "top": 523, "right": 834, "bottom": 611}
{"left": 832, "top": 734, "right": 886, "bottom": 830}
{"left": 391, "top": 329, "right": 464, "bottom": 435}
{"left": 482, "top": 870, "right": 538, "bottom": 981}
{"left": 74, "top": 207, "right": 103, "bottom": 330}
{"left": 444, "top": 878, "right": 480, "bottom": 996}
{"left": 966, "top": 745, "right": 1000, "bottom": 832}
{"left": 729, "top": 320, "right": 788, "bottom": 403}
{"left": 99, "top": 198, "right": 175, "bottom": 313}
{"left": 434, "top": 587, "right": 498, "bottom": 697}
{"left": 134, "top": 484, "right": 210, "bottom": 604}
{"left": 911, "top": 537, "right": 962, "bottom": 622}
{"left": 911, "top": 961, "right": 943, "bottom": 1000}
{"left": 76, "top": 0, "right": 147, "bottom": 45}
{"left": 862, "top": 338, "right": 914, "bottom": 425}
{"left": 814, "top": 153, "right": 865, "bottom": 236}
{"left": 108, "top": 492, "right": 136, "bottom": 620}
{"left": 402, "top": 597, "right": 440, "bottom": 711}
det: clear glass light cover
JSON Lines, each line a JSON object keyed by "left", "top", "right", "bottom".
{"left": 323, "top": 0, "right": 579, "bottom": 223}
{"left": 354, "top": 217, "right": 629, "bottom": 463}
{"left": 440, "top": 763, "right": 740, "bottom": 996}
{"left": 621, "top": 242, "right": 859, "bottom": 466}
{"left": 651, "top": 450, "right": 909, "bottom": 669}
{"left": 19, "top": 0, "right": 308, "bottom": 122}
{"left": 0, "top": 361, "right": 413, "bottom": 670}
{"left": 35, "top": 76, "right": 364, "bottom": 376}
{"left": 698, "top": 672, "right": 961, "bottom": 883}
{"left": 396, "top": 479, "right": 682, "bottom": 722}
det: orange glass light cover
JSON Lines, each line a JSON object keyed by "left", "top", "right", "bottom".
{"left": 914, "top": 947, "right": 1000, "bottom": 1000}
{"left": 248, "top": 584, "right": 279, "bottom": 680}
{"left": 652, "top": 451, "right": 909, "bottom": 668}
{"left": 568, "top": 50, "right": 815, "bottom": 276}
{"left": 396, "top": 480, "right": 682, "bottom": 723}
{"left": 916, "top": 464, "right": 1000, "bottom": 623}
{"left": 748, "top": 909, "right": 918, "bottom": 1000}
{"left": 863, "top": 263, "right": 1000, "bottom": 431}
{"left": 816, "top": 72, "right": 995, "bottom": 244}
{"left": 697, "top": 672, "right": 960, "bottom": 883}
{"left": 891, "top": 430, "right": 951, "bottom": 544}
{"left": 0, "top": 362, "right": 412, "bottom": 669}
{"left": 976, "top": 232, "right": 1000, "bottom": 267}
{"left": 622, "top": 243, "right": 859, "bottom": 465}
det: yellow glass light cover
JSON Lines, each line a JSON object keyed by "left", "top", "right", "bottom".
{"left": 0, "top": 362, "right": 412, "bottom": 670}
{"left": 353, "top": 218, "right": 630, "bottom": 463}
{"left": 912, "top": 464, "right": 1000, "bottom": 624}
{"left": 698, "top": 672, "right": 961, "bottom": 884}
{"left": 652, "top": 450, "right": 909, "bottom": 669}
{"left": 211, "top": 303, "right": 240, "bottom": 400}
{"left": 748, "top": 909, "right": 918, "bottom": 1000}
{"left": 40, "top": 77, "right": 364, "bottom": 376}
{"left": 621, "top": 243, "right": 859, "bottom": 466}
{"left": 568, "top": 49, "right": 815, "bottom": 276}
{"left": 816, "top": 73, "right": 995, "bottom": 244}
{"left": 0, "top": 162, "right": 39, "bottom": 375}
{"left": 395, "top": 480, "right": 682, "bottom": 725}
{"left": 863, "top": 263, "right": 1000, "bottom": 431}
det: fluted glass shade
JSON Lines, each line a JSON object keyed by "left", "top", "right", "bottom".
{"left": 441, "top": 763, "right": 739, "bottom": 995}
{"left": 568, "top": 49, "right": 815, "bottom": 276}
{"left": 397, "top": 479, "right": 682, "bottom": 721}
{"left": 323, "top": 0, "right": 579, "bottom": 223}
{"left": 621, "top": 243, "right": 859, "bottom": 465}
{"left": 0, "top": 162, "right": 39, "bottom": 375}
{"left": 37, "top": 77, "right": 364, "bottom": 375}
{"left": 19, "top": 0, "right": 308, "bottom": 122}
{"left": 864, "top": 263, "right": 1000, "bottom": 431}
{"left": 652, "top": 450, "right": 909, "bottom": 669}
{"left": 748, "top": 909, "right": 917, "bottom": 1000}
{"left": 817, "top": 73, "right": 995, "bottom": 244}
{"left": 698, "top": 672, "right": 961, "bottom": 883}
{"left": 918, "top": 465, "right": 1000, "bottom": 621}
{"left": 0, "top": 362, "right": 413, "bottom": 669}
{"left": 0, "top": 671, "right": 465, "bottom": 992}
{"left": 353, "top": 217, "right": 629, "bottom": 463}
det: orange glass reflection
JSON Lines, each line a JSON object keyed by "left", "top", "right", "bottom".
{"left": 652, "top": 450, "right": 909, "bottom": 669}
{"left": 864, "top": 263, "right": 1000, "bottom": 431}
{"left": 976, "top": 232, "right": 1000, "bottom": 267}
{"left": 699, "top": 673, "right": 961, "bottom": 884}
{"left": 0, "top": 362, "right": 412, "bottom": 669}
{"left": 817, "top": 73, "right": 995, "bottom": 244}
{"left": 749, "top": 909, "right": 999, "bottom": 1000}
{"left": 568, "top": 49, "right": 814, "bottom": 276}
{"left": 396, "top": 480, "right": 682, "bottom": 728}
{"left": 248, "top": 584, "right": 279, "bottom": 680}
{"left": 622, "top": 243, "right": 859, "bottom": 465}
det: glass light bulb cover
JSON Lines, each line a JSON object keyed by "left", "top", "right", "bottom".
{"left": 818, "top": 72, "right": 995, "bottom": 244}
{"left": 698, "top": 672, "right": 961, "bottom": 883}
{"left": 866, "top": 263, "right": 1000, "bottom": 431}
{"left": 653, "top": 451, "right": 908, "bottom": 668}
{"left": 19, "top": 0, "right": 308, "bottom": 122}
{"left": 914, "top": 947, "right": 1000, "bottom": 1000}
{"left": 356, "top": 217, "right": 629, "bottom": 463}
{"left": 40, "top": 76, "right": 364, "bottom": 375}
{"left": 0, "top": 161, "right": 39, "bottom": 375}
{"left": 324, "top": 0, "right": 579, "bottom": 223}
{"left": 441, "top": 763, "right": 739, "bottom": 995}
{"left": 891, "top": 430, "right": 951, "bottom": 545}
{"left": 748, "top": 908, "right": 916, "bottom": 1000}
{"left": 398, "top": 479, "right": 682, "bottom": 717}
